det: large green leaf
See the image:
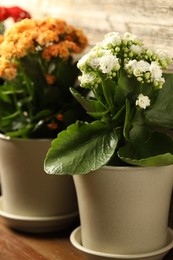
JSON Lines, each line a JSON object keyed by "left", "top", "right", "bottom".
{"left": 118, "top": 131, "right": 173, "bottom": 166}
{"left": 44, "top": 120, "right": 118, "bottom": 175}
{"left": 118, "top": 152, "right": 173, "bottom": 167}
{"left": 144, "top": 73, "right": 173, "bottom": 128}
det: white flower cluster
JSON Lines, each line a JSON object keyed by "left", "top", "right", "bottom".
{"left": 125, "top": 60, "right": 164, "bottom": 88}
{"left": 78, "top": 72, "right": 101, "bottom": 88}
{"left": 146, "top": 49, "right": 172, "bottom": 69}
{"left": 77, "top": 31, "right": 172, "bottom": 99}
{"left": 77, "top": 48, "right": 120, "bottom": 88}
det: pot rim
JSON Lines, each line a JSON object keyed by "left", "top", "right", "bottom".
{"left": 0, "top": 133, "right": 52, "bottom": 143}
{"left": 101, "top": 164, "right": 173, "bottom": 171}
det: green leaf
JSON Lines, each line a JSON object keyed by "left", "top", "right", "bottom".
{"left": 20, "top": 55, "right": 47, "bottom": 91}
{"left": 1, "top": 111, "right": 20, "bottom": 120}
{"left": 129, "top": 125, "right": 151, "bottom": 145}
{"left": 44, "top": 120, "right": 118, "bottom": 175}
{"left": 70, "top": 87, "right": 108, "bottom": 118}
{"left": 0, "top": 22, "right": 5, "bottom": 34}
{"left": 115, "top": 70, "right": 138, "bottom": 106}
{"left": 111, "top": 104, "right": 126, "bottom": 129}
{"left": 87, "top": 110, "right": 109, "bottom": 119}
{"left": 5, "top": 124, "right": 33, "bottom": 138}
{"left": 118, "top": 131, "right": 173, "bottom": 166}
{"left": 123, "top": 99, "right": 131, "bottom": 141}
{"left": 119, "top": 152, "right": 173, "bottom": 167}
{"left": 101, "top": 77, "right": 116, "bottom": 112}
{"left": 32, "top": 109, "right": 53, "bottom": 121}
{"left": 53, "top": 58, "right": 79, "bottom": 90}
{"left": 144, "top": 73, "right": 173, "bottom": 128}
{"left": 0, "top": 82, "right": 24, "bottom": 103}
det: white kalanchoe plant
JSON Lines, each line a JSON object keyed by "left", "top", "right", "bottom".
{"left": 44, "top": 32, "right": 173, "bottom": 175}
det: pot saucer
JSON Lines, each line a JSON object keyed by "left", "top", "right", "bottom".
{"left": 0, "top": 196, "right": 78, "bottom": 233}
{"left": 70, "top": 226, "right": 173, "bottom": 260}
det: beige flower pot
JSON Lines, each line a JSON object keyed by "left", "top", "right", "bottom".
{"left": 0, "top": 136, "right": 78, "bottom": 232}
{"left": 73, "top": 165, "right": 173, "bottom": 255}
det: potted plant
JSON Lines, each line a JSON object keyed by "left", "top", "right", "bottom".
{"left": 44, "top": 32, "right": 173, "bottom": 256}
{"left": 0, "top": 17, "right": 88, "bottom": 232}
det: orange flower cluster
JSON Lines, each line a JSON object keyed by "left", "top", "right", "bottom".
{"left": 0, "top": 17, "right": 88, "bottom": 80}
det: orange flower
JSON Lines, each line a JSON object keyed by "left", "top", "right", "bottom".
{"left": 0, "top": 57, "right": 17, "bottom": 79}
{"left": 42, "top": 43, "right": 69, "bottom": 61}
{"left": 47, "top": 122, "right": 58, "bottom": 130}
{"left": 56, "top": 114, "right": 64, "bottom": 121}
{"left": 45, "top": 74, "right": 56, "bottom": 85}
{"left": 0, "top": 35, "right": 3, "bottom": 44}
{"left": 0, "top": 17, "right": 88, "bottom": 80}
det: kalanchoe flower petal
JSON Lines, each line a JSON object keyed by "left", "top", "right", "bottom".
{"left": 123, "top": 32, "right": 141, "bottom": 43}
{"left": 78, "top": 72, "right": 101, "bottom": 88}
{"left": 102, "top": 32, "right": 121, "bottom": 49}
{"left": 99, "top": 51, "right": 120, "bottom": 74}
{"left": 135, "top": 94, "right": 151, "bottom": 109}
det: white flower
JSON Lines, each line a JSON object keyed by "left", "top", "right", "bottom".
{"left": 135, "top": 60, "right": 149, "bottom": 72}
{"left": 135, "top": 94, "right": 150, "bottom": 109}
{"left": 77, "top": 31, "right": 170, "bottom": 93}
{"left": 155, "top": 49, "right": 172, "bottom": 66}
{"left": 77, "top": 53, "right": 89, "bottom": 70}
{"left": 78, "top": 73, "right": 94, "bottom": 84}
{"left": 123, "top": 32, "right": 141, "bottom": 43}
{"left": 130, "top": 44, "right": 143, "bottom": 55}
{"left": 134, "top": 60, "right": 150, "bottom": 74}
{"left": 80, "top": 48, "right": 121, "bottom": 76}
{"left": 155, "top": 49, "right": 170, "bottom": 60}
{"left": 149, "top": 62, "right": 162, "bottom": 81}
{"left": 99, "top": 52, "right": 120, "bottom": 74}
{"left": 146, "top": 48, "right": 172, "bottom": 69}
{"left": 102, "top": 32, "right": 121, "bottom": 47}
{"left": 78, "top": 72, "right": 101, "bottom": 88}
{"left": 89, "top": 56, "right": 101, "bottom": 70}
{"left": 124, "top": 59, "right": 137, "bottom": 74}
{"left": 125, "top": 60, "right": 150, "bottom": 77}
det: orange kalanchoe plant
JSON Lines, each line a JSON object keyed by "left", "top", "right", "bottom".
{"left": 0, "top": 17, "right": 88, "bottom": 138}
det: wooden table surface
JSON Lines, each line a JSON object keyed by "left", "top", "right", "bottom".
{"left": 0, "top": 217, "right": 172, "bottom": 260}
{"left": 0, "top": 217, "right": 88, "bottom": 260}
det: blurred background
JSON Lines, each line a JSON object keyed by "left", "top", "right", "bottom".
{"left": 1, "top": 0, "right": 173, "bottom": 70}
